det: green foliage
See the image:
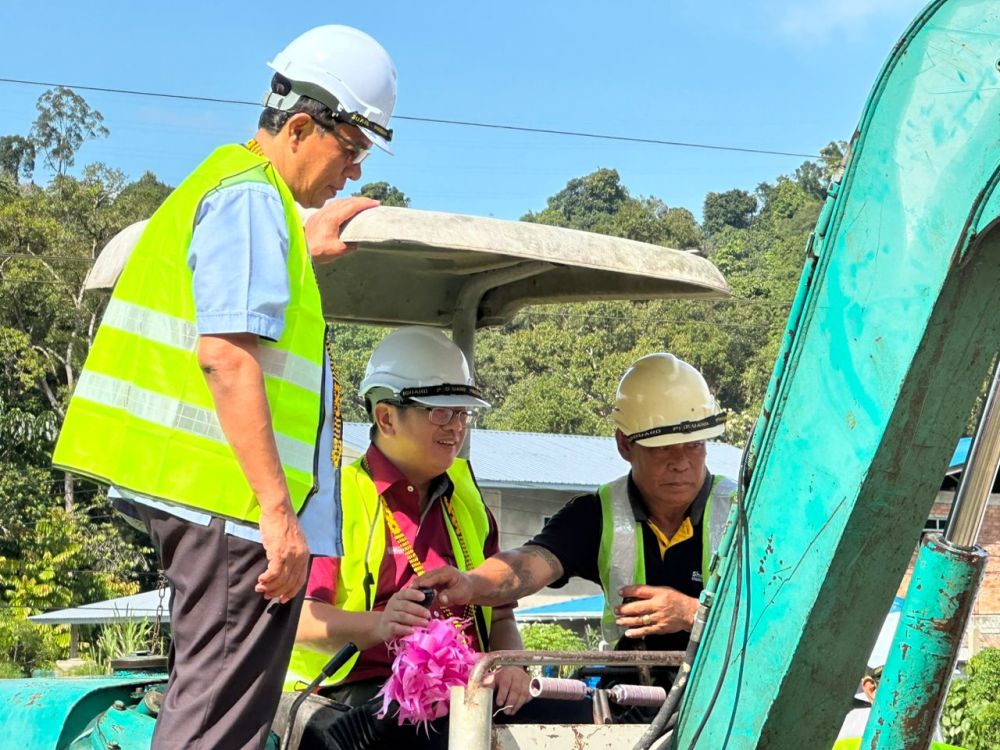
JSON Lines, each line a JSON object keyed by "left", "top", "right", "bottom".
{"left": 95, "top": 618, "right": 160, "bottom": 673}
{"left": 942, "top": 677, "right": 971, "bottom": 745}
{"left": 0, "top": 92, "right": 166, "bottom": 675}
{"left": 65, "top": 661, "right": 105, "bottom": 676}
{"left": 462, "top": 166, "right": 821, "bottom": 443}
{"left": 520, "top": 623, "right": 586, "bottom": 677}
{"left": 0, "top": 506, "right": 143, "bottom": 673}
{"left": 114, "top": 172, "right": 173, "bottom": 225}
{"left": 355, "top": 181, "right": 410, "bottom": 207}
{"left": 792, "top": 140, "right": 847, "bottom": 200}
{"left": 942, "top": 648, "right": 1000, "bottom": 749}
{"left": 0, "top": 87, "right": 837, "bottom": 680}
{"left": 966, "top": 702, "right": 1000, "bottom": 750}
{"left": 523, "top": 168, "right": 629, "bottom": 230}
{"left": 966, "top": 648, "right": 1000, "bottom": 704}
{"left": 583, "top": 624, "right": 603, "bottom": 650}
{"left": 30, "top": 87, "right": 109, "bottom": 176}
{"left": 703, "top": 189, "right": 757, "bottom": 235}
{"left": 330, "top": 323, "right": 389, "bottom": 422}
{"left": 0, "top": 135, "right": 36, "bottom": 181}
{"left": 0, "top": 660, "right": 25, "bottom": 678}
{"left": 524, "top": 169, "right": 703, "bottom": 250}
{"left": 520, "top": 622, "right": 586, "bottom": 651}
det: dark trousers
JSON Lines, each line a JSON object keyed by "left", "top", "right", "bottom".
{"left": 138, "top": 506, "right": 305, "bottom": 750}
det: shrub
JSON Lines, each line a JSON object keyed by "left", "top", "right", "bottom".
{"left": 519, "top": 622, "right": 586, "bottom": 678}
{"left": 943, "top": 648, "right": 1000, "bottom": 749}
{"left": 0, "top": 660, "right": 25, "bottom": 678}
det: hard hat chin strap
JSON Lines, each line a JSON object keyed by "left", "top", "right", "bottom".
{"left": 262, "top": 81, "right": 393, "bottom": 142}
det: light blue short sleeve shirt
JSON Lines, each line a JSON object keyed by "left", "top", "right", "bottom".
{"left": 111, "top": 181, "right": 342, "bottom": 556}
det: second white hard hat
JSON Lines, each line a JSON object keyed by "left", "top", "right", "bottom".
{"left": 612, "top": 353, "right": 726, "bottom": 447}
{"left": 360, "top": 326, "right": 491, "bottom": 411}
{"left": 265, "top": 25, "right": 397, "bottom": 153}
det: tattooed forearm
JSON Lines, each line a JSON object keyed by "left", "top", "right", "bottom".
{"left": 477, "top": 545, "right": 564, "bottom": 604}
{"left": 521, "top": 545, "right": 564, "bottom": 582}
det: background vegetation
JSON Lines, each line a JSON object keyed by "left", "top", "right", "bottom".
{"left": 0, "top": 87, "right": 838, "bottom": 674}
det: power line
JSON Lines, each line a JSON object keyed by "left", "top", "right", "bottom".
{"left": 0, "top": 77, "right": 819, "bottom": 160}
{"left": 0, "top": 253, "right": 93, "bottom": 263}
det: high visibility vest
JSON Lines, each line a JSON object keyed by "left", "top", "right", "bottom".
{"left": 833, "top": 740, "right": 963, "bottom": 750}
{"left": 284, "top": 457, "right": 494, "bottom": 691}
{"left": 53, "top": 145, "right": 326, "bottom": 523}
{"left": 597, "top": 474, "right": 736, "bottom": 645}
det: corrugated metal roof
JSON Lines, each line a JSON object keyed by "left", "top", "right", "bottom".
{"left": 515, "top": 594, "right": 604, "bottom": 621}
{"left": 29, "top": 589, "right": 171, "bottom": 625}
{"left": 343, "top": 423, "right": 743, "bottom": 490}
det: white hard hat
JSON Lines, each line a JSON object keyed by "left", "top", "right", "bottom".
{"left": 612, "top": 353, "right": 726, "bottom": 447}
{"left": 264, "top": 25, "right": 397, "bottom": 153}
{"left": 360, "top": 327, "right": 491, "bottom": 411}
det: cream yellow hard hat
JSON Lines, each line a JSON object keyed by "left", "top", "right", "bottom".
{"left": 612, "top": 353, "right": 726, "bottom": 447}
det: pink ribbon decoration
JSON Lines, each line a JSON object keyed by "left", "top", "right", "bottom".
{"left": 378, "top": 618, "right": 479, "bottom": 732}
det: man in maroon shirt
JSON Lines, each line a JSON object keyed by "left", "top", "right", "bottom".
{"left": 292, "top": 327, "right": 531, "bottom": 744}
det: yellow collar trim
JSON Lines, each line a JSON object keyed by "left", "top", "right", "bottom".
{"left": 647, "top": 517, "right": 694, "bottom": 559}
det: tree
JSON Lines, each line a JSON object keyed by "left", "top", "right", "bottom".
{"left": 115, "top": 172, "right": 173, "bottom": 224}
{"left": 523, "top": 168, "right": 629, "bottom": 230}
{"left": 523, "top": 168, "right": 703, "bottom": 250}
{"left": 470, "top": 168, "right": 820, "bottom": 440}
{"left": 702, "top": 189, "right": 757, "bottom": 235}
{"left": 355, "top": 181, "right": 410, "bottom": 207}
{"left": 794, "top": 140, "right": 848, "bottom": 200}
{"left": 520, "top": 623, "right": 586, "bottom": 677}
{"left": 0, "top": 165, "right": 168, "bottom": 675}
{"left": 0, "top": 135, "right": 36, "bottom": 181}
{"left": 30, "top": 87, "right": 109, "bottom": 176}
{"left": 329, "top": 323, "right": 389, "bottom": 422}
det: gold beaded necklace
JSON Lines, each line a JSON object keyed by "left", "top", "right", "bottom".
{"left": 362, "top": 457, "right": 476, "bottom": 625}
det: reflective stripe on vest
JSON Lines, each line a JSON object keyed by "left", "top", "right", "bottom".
{"left": 53, "top": 144, "right": 327, "bottom": 523}
{"left": 284, "top": 457, "right": 494, "bottom": 691}
{"left": 597, "top": 474, "right": 736, "bottom": 646}
{"left": 72, "top": 371, "right": 315, "bottom": 474}
{"left": 100, "top": 298, "right": 322, "bottom": 391}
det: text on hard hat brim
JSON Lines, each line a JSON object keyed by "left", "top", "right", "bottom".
{"left": 409, "top": 394, "right": 492, "bottom": 410}
{"left": 632, "top": 423, "right": 726, "bottom": 448}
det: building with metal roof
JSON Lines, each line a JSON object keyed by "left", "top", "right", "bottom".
{"left": 342, "top": 423, "right": 743, "bottom": 491}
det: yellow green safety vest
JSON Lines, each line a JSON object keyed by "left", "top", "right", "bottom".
{"left": 597, "top": 474, "right": 736, "bottom": 645}
{"left": 833, "top": 740, "right": 963, "bottom": 750}
{"left": 53, "top": 144, "right": 326, "bottom": 523}
{"left": 285, "top": 457, "right": 494, "bottom": 691}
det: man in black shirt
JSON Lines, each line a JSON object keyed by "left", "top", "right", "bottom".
{"left": 417, "top": 353, "right": 736, "bottom": 686}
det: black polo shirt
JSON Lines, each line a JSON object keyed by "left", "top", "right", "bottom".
{"left": 528, "top": 472, "right": 713, "bottom": 653}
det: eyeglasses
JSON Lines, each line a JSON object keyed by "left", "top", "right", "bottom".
{"left": 325, "top": 122, "right": 372, "bottom": 165}
{"left": 389, "top": 401, "right": 478, "bottom": 426}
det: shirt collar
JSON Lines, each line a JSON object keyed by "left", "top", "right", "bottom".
{"left": 364, "top": 443, "right": 453, "bottom": 505}
{"left": 626, "top": 471, "right": 713, "bottom": 526}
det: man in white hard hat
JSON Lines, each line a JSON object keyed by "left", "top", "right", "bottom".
{"left": 53, "top": 25, "right": 396, "bottom": 749}
{"left": 289, "top": 327, "right": 532, "bottom": 746}
{"left": 418, "top": 353, "right": 736, "bottom": 691}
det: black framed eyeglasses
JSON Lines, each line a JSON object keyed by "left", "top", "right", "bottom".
{"left": 320, "top": 121, "right": 372, "bottom": 165}
{"left": 388, "top": 401, "right": 478, "bottom": 426}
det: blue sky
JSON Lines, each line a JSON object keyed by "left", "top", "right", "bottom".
{"left": 0, "top": 0, "right": 928, "bottom": 221}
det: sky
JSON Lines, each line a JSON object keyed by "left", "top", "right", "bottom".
{"left": 0, "top": 0, "right": 929, "bottom": 222}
